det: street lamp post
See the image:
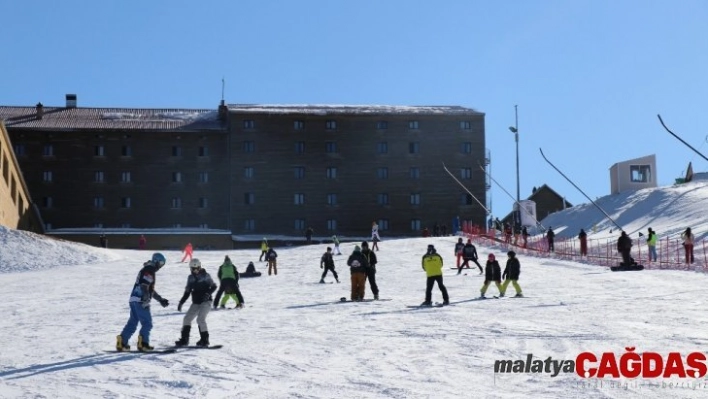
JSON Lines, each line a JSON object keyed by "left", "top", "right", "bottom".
{"left": 508, "top": 105, "right": 520, "bottom": 228}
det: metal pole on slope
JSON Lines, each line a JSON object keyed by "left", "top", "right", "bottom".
{"left": 442, "top": 162, "right": 490, "bottom": 214}
{"left": 538, "top": 148, "right": 623, "bottom": 232}
{"left": 477, "top": 164, "right": 545, "bottom": 231}
{"left": 657, "top": 114, "right": 708, "bottom": 162}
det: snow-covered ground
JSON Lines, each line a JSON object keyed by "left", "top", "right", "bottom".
{"left": 2, "top": 183, "right": 708, "bottom": 398}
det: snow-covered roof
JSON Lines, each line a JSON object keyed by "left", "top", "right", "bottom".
{"left": 227, "top": 104, "right": 482, "bottom": 116}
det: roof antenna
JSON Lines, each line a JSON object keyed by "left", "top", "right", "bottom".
{"left": 221, "top": 77, "right": 225, "bottom": 102}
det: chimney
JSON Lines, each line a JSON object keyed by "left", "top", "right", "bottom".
{"left": 218, "top": 99, "right": 228, "bottom": 122}
{"left": 36, "top": 102, "right": 44, "bottom": 119}
{"left": 65, "top": 94, "right": 77, "bottom": 108}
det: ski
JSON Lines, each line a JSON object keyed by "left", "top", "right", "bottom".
{"left": 442, "top": 162, "right": 490, "bottom": 213}
{"left": 657, "top": 115, "right": 708, "bottom": 162}
{"left": 610, "top": 265, "right": 644, "bottom": 272}
{"left": 539, "top": 148, "right": 623, "bottom": 231}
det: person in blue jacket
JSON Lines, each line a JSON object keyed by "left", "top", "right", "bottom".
{"left": 116, "top": 253, "right": 169, "bottom": 352}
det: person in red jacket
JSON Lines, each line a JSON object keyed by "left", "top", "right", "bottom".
{"left": 181, "top": 242, "right": 193, "bottom": 263}
{"left": 138, "top": 235, "right": 147, "bottom": 250}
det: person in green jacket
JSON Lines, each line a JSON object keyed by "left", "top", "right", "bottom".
{"left": 421, "top": 244, "right": 449, "bottom": 306}
{"left": 212, "top": 256, "right": 245, "bottom": 309}
{"left": 647, "top": 228, "right": 658, "bottom": 262}
{"left": 331, "top": 235, "right": 342, "bottom": 255}
{"left": 259, "top": 238, "right": 268, "bottom": 262}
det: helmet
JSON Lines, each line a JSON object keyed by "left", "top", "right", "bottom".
{"left": 151, "top": 253, "right": 166, "bottom": 268}
{"left": 488, "top": 253, "right": 495, "bottom": 261}
{"left": 189, "top": 258, "right": 202, "bottom": 270}
{"left": 507, "top": 251, "right": 516, "bottom": 257}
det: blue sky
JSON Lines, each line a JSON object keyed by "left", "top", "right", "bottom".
{"left": 3, "top": 0, "right": 708, "bottom": 220}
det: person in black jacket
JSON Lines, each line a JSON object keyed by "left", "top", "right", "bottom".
{"left": 320, "top": 247, "right": 339, "bottom": 283}
{"left": 458, "top": 239, "right": 483, "bottom": 275}
{"left": 454, "top": 238, "right": 465, "bottom": 268}
{"left": 617, "top": 231, "right": 634, "bottom": 265}
{"left": 480, "top": 253, "right": 502, "bottom": 298}
{"left": 346, "top": 246, "right": 369, "bottom": 301}
{"left": 500, "top": 251, "right": 522, "bottom": 298}
{"left": 175, "top": 259, "right": 218, "bottom": 347}
{"left": 266, "top": 247, "right": 278, "bottom": 275}
{"left": 546, "top": 227, "right": 555, "bottom": 253}
{"left": 361, "top": 241, "right": 379, "bottom": 299}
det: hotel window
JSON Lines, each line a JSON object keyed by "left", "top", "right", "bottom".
{"left": 327, "top": 219, "right": 337, "bottom": 231}
{"left": 171, "top": 197, "right": 182, "bottom": 209}
{"left": 378, "top": 219, "right": 389, "bottom": 231}
{"left": 410, "top": 193, "right": 421, "bottom": 205}
{"left": 376, "top": 121, "right": 388, "bottom": 130}
{"left": 326, "top": 167, "right": 337, "bottom": 179}
{"left": 121, "top": 197, "right": 131, "bottom": 208}
{"left": 43, "top": 171, "right": 53, "bottom": 182}
{"left": 172, "top": 172, "right": 182, "bottom": 183}
{"left": 43, "top": 144, "right": 54, "bottom": 156}
{"left": 172, "top": 146, "right": 182, "bottom": 157}
{"left": 377, "top": 193, "right": 389, "bottom": 205}
{"left": 199, "top": 171, "right": 209, "bottom": 183}
{"left": 294, "top": 167, "right": 305, "bottom": 179}
{"left": 410, "top": 167, "right": 420, "bottom": 179}
{"left": 94, "top": 197, "right": 105, "bottom": 209}
{"left": 244, "top": 192, "right": 255, "bottom": 205}
{"left": 43, "top": 196, "right": 53, "bottom": 208}
{"left": 461, "top": 142, "right": 472, "bottom": 154}
{"left": 121, "top": 145, "right": 132, "bottom": 156}
{"left": 461, "top": 194, "right": 474, "bottom": 205}
{"left": 244, "top": 167, "right": 254, "bottom": 179}
{"left": 94, "top": 171, "right": 105, "bottom": 183}
{"left": 199, "top": 223, "right": 208, "bottom": 229}
{"left": 409, "top": 142, "right": 420, "bottom": 154}
{"left": 411, "top": 219, "right": 421, "bottom": 231}
{"left": 243, "top": 141, "right": 255, "bottom": 153}
{"left": 121, "top": 223, "right": 131, "bottom": 228}
{"left": 243, "top": 120, "right": 255, "bottom": 129}
{"left": 199, "top": 197, "right": 208, "bottom": 208}
{"left": 294, "top": 120, "right": 305, "bottom": 130}
{"left": 460, "top": 121, "right": 471, "bottom": 130}
{"left": 630, "top": 165, "right": 652, "bottom": 183}
{"left": 95, "top": 145, "right": 105, "bottom": 157}
{"left": 325, "top": 142, "right": 337, "bottom": 153}
{"left": 244, "top": 219, "right": 255, "bottom": 230}
{"left": 295, "top": 219, "right": 305, "bottom": 230}
{"left": 460, "top": 168, "right": 472, "bottom": 179}
{"left": 295, "top": 141, "right": 305, "bottom": 154}
{"left": 326, "top": 120, "right": 337, "bottom": 130}
{"left": 121, "top": 171, "right": 132, "bottom": 183}
{"left": 377, "top": 167, "right": 388, "bottom": 179}
{"left": 294, "top": 193, "right": 305, "bottom": 205}
{"left": 408, "top": 121, "right": 419, "bottom": 130}
{"left": 327, "top": 193, "right": 338, "bottom": 205}
{"left": 377, "top": 142, "right": 388, "bottom": 154}
{"left": 13, "top": 144, "right": 25, "bottom": 156}
{"left": 199, "top": 146, "right": 209, "bottom": 157}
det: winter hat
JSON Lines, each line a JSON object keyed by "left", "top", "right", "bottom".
{"left": 427, "top": 244, "right": 436, "bottom": 253}
{"left": 326, "top": 247, "right": 332, "bottom": 251}
{"left": 361, "top": 241, "right": 369, "bottom": 248}
{"left": 507, "top": 251, "right": 516, "bottom": 257}
{"left": 488, "top": 253, "right": 495, "bottom": 261}
{"left": 354, "top": 245, "right": 361, "bottom": 252}
{"left": 225, "top": 255, "right": 231, "bottom": 263}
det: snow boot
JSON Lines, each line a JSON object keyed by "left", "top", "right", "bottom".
{"left": 175, "top": 325, "right": 191, "bottom": 347}
{"left": 514, "top": 293, "right": 524, "bottom": 298}
{"left": 235, "top": 303, "right": 243, "bottom": 309}
{"left": 319, "top": 279, "right": 325, "bottom": 284}
{"left": 420, "top": 301, "right": 432, "bottom": 307}
{"left": 195, "top": 331, "right": 210, "bottom": 347}
{"left": 374, "top": 295, "right": 379, "bottom": 300}
{"left": 137, "top": 335, "right": 153, "bottom": 352}
{"left": 499, "top": 293, "right": 505, "bottom": 298}
{"left": 116, "top": 335, "right": 130, "bottom": 351}
{"left": 335, "top": 278, "right": 340, "bottom": 283}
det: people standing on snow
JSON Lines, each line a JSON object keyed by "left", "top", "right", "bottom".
{"left": 320, "top": 247, "right": 340, "bottom": 283}
{"left": 421, "top": 244, "right": 449, "bottom": 306}
{"left": 371, "top": 222, "right": 381, "bottom": 251}
{"left": 305, "top": 227, "right": 314, "bottom": 245}
{"left": 503, "top": 223, "right": 512, "bottom": 244}
{"left": 99, "top": 234, "right": 108, "bottom": 248}
{"left": 500, "top": 251, "right": 523, "bottom": 298}
{"left": 513, "top": 225, "right": 521, "bottom": 246}
{"left": 681, "top": 227, "right": 694, "bottom": 264}
{"left": 521, "top": 226, "right": 529, "bottom": 249}
{"left": 422, "top": 227, "right": 430, "bottom": 237}
{"left": 117, "top": 253, "right": 169, "bottom": 352}
{"left": 480, "top": 253, "right": 502, "bottom": 298}
{"left": 546, "top": 227, "right": 555, "bottom": 253}
{"left": 175, "top": 259, "right": 217, "bottom": 347}
{"left": 266, "top": 247, "right": 278, "bottom": 275}
{"left": 647, "top": 228, "right": 658, "bottom": 262}
{"left": 361, "top": 241, "right": 379, "bottom": 299}
{"left": 579, "top": 229, "right": 588, "bottom": 256}
{"left": 454, "top": 237, "right": 465, "bottom": 268}
{"left": 458, "top": 239, "right": 483, "bottom": 275}
{"left": 213, "top": 256, "right": 244, "bottom": 309}
{"left": 259, "top": 238, "right": 268, "bottom": 262}
{"left": 181, "top": 242, "right": 193, "bottom": 263}
{"left": 331, "top": 235, "right": 342, "bottom": 255}
{"left": 138, "top": 235, "right": 146, "bottom": 250}
{"left": 346, "top": 245, "right": 370, "bottom": 301}
{"left": 617, "top": 231, "right": 633, "bottom": 265}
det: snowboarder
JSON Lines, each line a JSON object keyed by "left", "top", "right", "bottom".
{"left": 681, "top": 227, "right": 694, "bottom": 264}
{"left": 175, "top": 259, "right": 217, "bottom": 347}
{"left": 116, "top": 253, "right": 169, "bottom": 352}
{"left": 546, "top": 227, "right": 555, "bottom": 253}
{"left": 213, "top": 256, "right": 245, "bottom": 309}
{"left": 421, "top": 244, "right": 449, "bottom": 306}
{"left": 480, "top": 253, "right": 502, "bottom": 298}
{"left": 259, "top": 238, "right": 268, "bottom": 262}
{"left": 240, "top": 261, "right": 262, "bottom": 278}
{"left": 454, "top": 237, "right": 465, "bottom": 268}
{"left": 617, "top": 231, "right": 634, "bottom": 265}
{"left": 361, "top": 241, "right": 379, "bottom": 299}
{"left": 320, "top": 247, "right": 340, "bottom": 283}
{"left": 332, "top": 235, "right": 342, "bottom": 255}
{"left": 266, "top": 246, "right": 278, "bottom": 275}
{"left": 346, "top": 245, "right": 369, "bottom": 301}
{"left": 458, "top": 239, "right": 483, "bottom": 275}
{"left": 647, "top": 228, "right": 658, "bottom": 262}
{"left": 181, "top": 242, "right": 193, "bottom": 263}
{"left": 579, "top": 229, "right": 588, "bottom": 256}
{"left": 500, "top": 251, "right": 523, "bottom": 298}
{"left": 371, "top": 222, "right": 380, "bottom": 251}
{"left": 305, "top": 227, "right": 314, "bottom": 244}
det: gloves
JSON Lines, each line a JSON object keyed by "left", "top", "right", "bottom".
{"left": 159, "top": 298, "right": 169, "bottom": 308}
{"left": 178, "top": 301, "right": 184, "bottom": 312}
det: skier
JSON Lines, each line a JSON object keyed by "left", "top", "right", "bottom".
{"left": 181, "top": 242, "right": 193, "bottom": 263}
{"left": 681, "top": 227, "right": 694, "bottom": 264}
{"left": 500, "top": 251, "right": 523, "bottom": 298}
{"left": 421, "top": 244, "right": 449, "bottom": 306}
{"left": 331, "top": 235, "right": 342, "bottom": 255}
{"left": 116, "top": 253, "right": 169, "bottom": 352}
{"left": 213, "top": 256, "right": 245, "bottom": 309}
{"left": 371, "top": 222, "right": 380, "bottom": 251}
{"left": 579, "top": 229, "right": 588, "bottom": 256}
{"left": 259, "top": 238, "right": 268, "bottom": 262}
{"left": 480, "top": 253, "right": 502, "bottom": 298}
{"left": 361, "top": 241, "right": 379, "bottom": 299}
{"left": 320, "top": 247, "right": 340, "bottom": 283}
{"left": 546, "top": 227, "right": 555, "bottom": 253}
{"left": 617, "top": 231, "right": 634, "bottom": 265}
{"left": 266, "top": 246, "right": 278, "bottom": 275}
{"left": 175, "top": 259, "right": 217, "bottom": 347}
{"left": 454, "top": 237, "right": 465, "bottom": 268}
{"left": 647, "top": 228, "right": 658, "bottom": 262}
{"left": 346, "top": 245, "right": 369, "bottom": 301}
{"left": 458, "top": 239, "right": 483, "bottom": 275}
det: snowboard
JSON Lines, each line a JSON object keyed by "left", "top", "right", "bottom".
{"left": 338, "top": 297, "right": 392, "bottom": 303}
{"left": 175, "top": 345, "right": 223, "bottom": 350}
{"left": 407, "top": 302, "right": 445, "bottom": 308}
{"left": 105, "top": 348, "right": 177, "bottom": 354}
{"left": 610, "top": 264, "right": 644, "bottom": 272}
